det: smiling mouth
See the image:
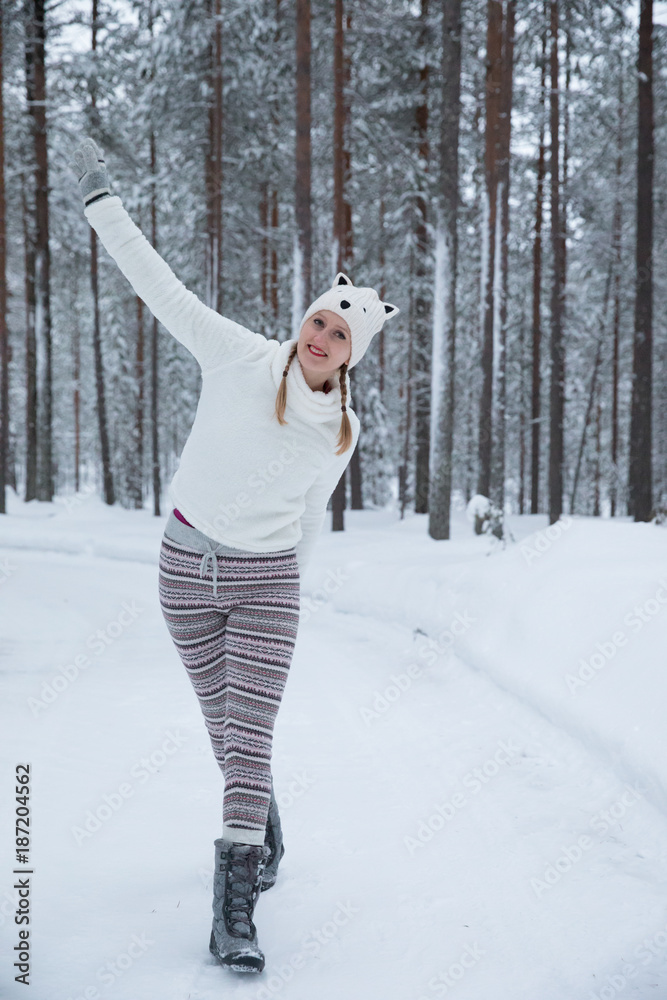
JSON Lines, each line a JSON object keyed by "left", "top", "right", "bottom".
{"left": 308, "top": 345, "right": 327, "bottom": 357}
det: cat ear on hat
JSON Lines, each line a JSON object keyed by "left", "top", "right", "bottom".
{"left": 333, "top": 272, "right": 354, "bottom": 288}
{"left": 382, "top": 301, "right": 400, "bottom": 319}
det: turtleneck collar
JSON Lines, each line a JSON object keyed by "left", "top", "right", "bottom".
{"left": 269, "top": 337, "right": 351, "bottom": 425}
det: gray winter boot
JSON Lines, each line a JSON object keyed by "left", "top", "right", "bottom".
{"left": 261, "top": 777, "right": 285, "bottom": 892}
{"left": 209, "top": 837, "right": 270, "bottom": 974}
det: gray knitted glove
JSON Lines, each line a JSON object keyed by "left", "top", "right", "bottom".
{"left": 72, "top": 138, "right": 112, "bottom": 207}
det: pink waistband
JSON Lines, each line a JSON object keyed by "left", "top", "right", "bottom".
{"left": 173, "top": 507, "right": 194, "bottom": 528}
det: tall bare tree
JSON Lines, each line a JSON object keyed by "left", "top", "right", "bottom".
{"left": 0, "top": 2, "right": 7, "bottom": 513}
{"left": 491, "top": 0, "right": 515, "bottom": 510}
{"left": 548, "top": 0, "right": 565, "bottom": 524}
{"left": 126, "top": 290, "right": 144, "bottom": 508}
{"left": 26, "top": 0, "right": 53, "bottom": 499}
{"left": 293, "top": 0, "right": 312, "bottom": 331}
{"left": 149, "top": 128, "right": 160, "bottom": 516}
{"left": 261, "top": 0, "right": 282, "bottom": 343}
{"left": 477, "top": 0, "right": 503, "bottom": 501}
{"left": 89, "top": 0, "right": 115, "bottom": 505}
{"left": 414, "top": 0, "right": 431, "bottom": 516}
{"left": 332, "top": 0, "right": 356, "bottom": 526}
{"left": 530, "top": 9, "right": 547, "bottom": 514}
{"left": 629, "top": 0, "right": 653, "bottom": 521}
{"left": 22, "top": 176, "right": 36, "bottom": 501}
{"left": 611, "top": 68, "right": 624, "bottom": 517}
{"left": 206, "top": 0, "right": 223, "bottom": 312}
{"left": 429, "top": 0, "right": 462, "bottom": 541}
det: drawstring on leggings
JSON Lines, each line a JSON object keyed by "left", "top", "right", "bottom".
{"left": 198, "top": 541, "right": 230, "bottom": 598}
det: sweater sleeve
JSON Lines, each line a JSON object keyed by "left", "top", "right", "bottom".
{"left": 83, "top": 195, "right": 266, "bottom": 373}
{"left": 295, "top": 415, "right": 361, "bottom": 577}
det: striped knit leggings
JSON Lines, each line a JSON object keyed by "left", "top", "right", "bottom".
{"left": 158, "top": 511, "right": 301, "bottom": 846}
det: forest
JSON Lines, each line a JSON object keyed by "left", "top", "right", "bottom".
{"left": 0, "top": 0, "right": 663, "bottom": 532}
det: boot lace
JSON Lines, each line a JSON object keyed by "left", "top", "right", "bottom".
{"left": 223, "top": 846, "right": 266, "bottom": 937}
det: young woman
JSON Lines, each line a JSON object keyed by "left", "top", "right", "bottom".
{"left": 72, "top": 138, "right": 399, "bottom": 975}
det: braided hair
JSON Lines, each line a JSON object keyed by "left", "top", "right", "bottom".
{"left": 274, "top": 343, "right": 353, "bottom": 456}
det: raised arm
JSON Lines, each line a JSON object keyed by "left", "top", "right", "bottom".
{"left": 72, "top": 138, "right": 266, "bottom": 374}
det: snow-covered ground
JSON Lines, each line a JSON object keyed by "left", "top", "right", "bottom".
{"left": 2, "top": 485, "right": 667, "bottom": 1000}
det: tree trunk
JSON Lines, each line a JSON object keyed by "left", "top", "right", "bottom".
{"left": 150, "top": 127, "right": 161, "bottom": 516}
{"left": 89, "top": 0, "right": 114, "bottom": 504}
{"left": 260, "top": 182, "right": 268, "bottom": 320}
{"left": 570, "top": 264, "right": 611, "bottom": 514}
{"left": 428, "top": 0, "right": 462, "bottom": 542}
{"left": 72, "top": 277, "right": 80, "bottom": 493}
{"left": 548, "top": 0, "right": 565, "bottom": 524}
{"left": 332, "top": 0, "right": 356, "bottom": 523}
{"left": 629, "top": 0, "right": 653, "bottom": 521}
{"left": 206, "top": 0, "right": 223, "bottom": 313}
{"left": 27, "top": 0, "right": 53, "bottom": 500}
{"left": 611, "top": 71, "right": 624, "bottom": 517}
{"left": 270, "top": 186, "right": 279, "bottom": 331}
{"left": 530, "top": 9, "right": 547, "bottom": 514}
{"left": 414, "top": 0, "right": 430, "bottom": 516}
{"left": 477, "top": 0, "right": 503, "bottom": 500}
{"left": 593, "top": 385, "right": 601, "bottom": 517}
{"left": 561, "top": 8, "right": 571, "bottom": 286}
{"left": 126, "top": 293, "right": 144, "bottom": 508}
{"left": 400, "top": 257, "right": 415, "bottom": 520}
{"left": 294, "top": 0, "right": 312, "bottom": 330}
{"left": 22, "top": 177, "right": 37, "bottom": 501}
{"left": 518, "top": 310, "right": 526, "bottom": 513}
{"left": 0, "top": 4, "right": 7, "bottom": 514}
{"left": 378, "top": 195, "right": 386, "bottom": 397}
{"left": 491, "top": 0, "right": 515, "bottom": 511}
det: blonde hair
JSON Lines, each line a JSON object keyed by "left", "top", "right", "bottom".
{"left": 274, "top": 343, "right": 354, "bottom": 456}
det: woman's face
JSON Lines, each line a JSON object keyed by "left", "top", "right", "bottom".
{"left": 297, "top": 310, "right": 352, "bottom": 379}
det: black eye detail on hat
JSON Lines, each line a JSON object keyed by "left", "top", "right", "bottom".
{"left": 340, "top": 300, "right": 351, "bottom": 309}
{"left": 363, "top": 307, "right": 366, "bottom": 312}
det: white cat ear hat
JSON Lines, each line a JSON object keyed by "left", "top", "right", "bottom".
{"left": 300, "top": 272, "right": 400, "bottom": 370}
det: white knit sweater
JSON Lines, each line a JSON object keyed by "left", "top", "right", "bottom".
{"left": 84, "top": 195, "right": 360, "bottom": 575}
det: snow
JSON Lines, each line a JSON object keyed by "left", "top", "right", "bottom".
{"left": 2, "top": 487, "right": 667, "bottom": 998}
{"left": 466, "top": 492, "right": 492, "bottom": 519}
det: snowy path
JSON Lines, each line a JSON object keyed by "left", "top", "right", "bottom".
{"left": 3, "top": 519, "right": 667, "bottom": 1000}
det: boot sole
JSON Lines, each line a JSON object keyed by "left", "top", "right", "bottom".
{"left": 209, "top": 930, "right": 265, "bottom": 973}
